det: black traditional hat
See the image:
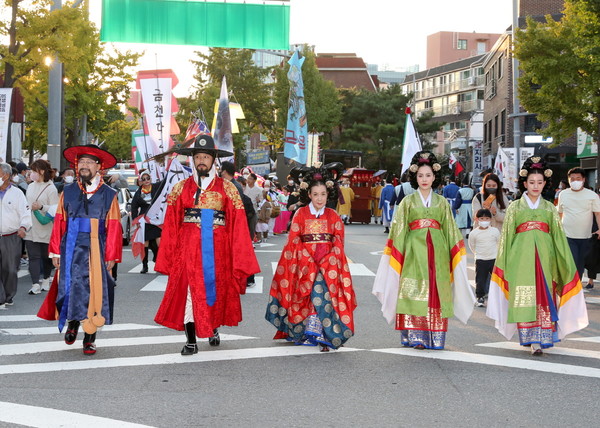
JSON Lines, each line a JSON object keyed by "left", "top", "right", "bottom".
{"left": 176, "top": 134, "right": 233, "bottom": 158}
{"left": 63, "top": 144, "right": 117, "bottom": 170}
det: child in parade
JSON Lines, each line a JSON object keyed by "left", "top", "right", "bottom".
{"left": 486, "top": 157, "right": 588, "bottom": 355}
{"left": 255, "top": 190, "right": 272, "bottom": 243}
{"left": 266, "top": 165, "right": 356, "bottom": 352}
{"left": 468, "top": 209, "right": 500, "bottom": 307}
{"left": 373, "top": 151, "right": 475, "bottom": 350}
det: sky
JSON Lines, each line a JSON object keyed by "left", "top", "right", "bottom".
{"left": 88, "top": 0, "right": 514, "bottom": 96}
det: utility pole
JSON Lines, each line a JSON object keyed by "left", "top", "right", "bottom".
{"left": 47, "top": 0, "right": 63, "bottom": 169}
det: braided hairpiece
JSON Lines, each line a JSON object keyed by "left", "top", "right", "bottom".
{"left": 407, "top": 150, "right": 443, "bottom": 189}
{"left": 518, "top": 156, "right": 553, "bottom": 193}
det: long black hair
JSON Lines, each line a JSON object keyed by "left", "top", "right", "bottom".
{"left": 481, "top": 173, "right": 506, "bottom": 210}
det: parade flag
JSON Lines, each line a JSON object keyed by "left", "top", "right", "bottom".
{"left": 212, "top": 76, "right": 234, "bottom": 161}
{"left": 185, "top": 118, "right": 211, "bottom": 142}
{"left": 494, "top": 146, "right": 516, "bottom": 192}
{"left": 449, "top": 152, "right": 464, "bottom": 177}
{"left": 400, "top": 107, "right": 422, "bottom": 175}
{"left": 284, "top": 51, "right": 308, "bottom": 165}
{"left": 0, "top": 88, "right": 13, "bottom": 162}
{"left": 132, "top": 129, "right": 163, "bottom": 181}
{"left": 145, "top": 158, "right": 191, "bottom": 227}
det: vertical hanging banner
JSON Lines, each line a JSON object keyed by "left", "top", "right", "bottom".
{"left": 0, "top": 88, "right": 13, "bottom": 162}
{"left": 136, "top": 70, "right": 180, "bottom": 181}
{"left": 100, "top": 0, "right": 290, "bottom": 50}
{"left": 472, "top": 140, "right": 483, "bottom": 184}
{"left": 284, "top": 51, "right": 308, "bottom": 165}
{"left": 212, "top": 76, "right": 234, "bottom": 162}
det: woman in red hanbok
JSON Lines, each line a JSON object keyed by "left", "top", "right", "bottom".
{"left": 266, "top": 166, "right": 356, "bottom": 351}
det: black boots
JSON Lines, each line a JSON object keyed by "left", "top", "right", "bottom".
{"left": 83, "top": 332, "right": 96, "bottom": 355}
{"left": 64, "top": 320, "right": 80, "bottom": 345}
{"left": 140, "top": 251, "right": 148, "bottom": 274}
{"left": 209, "top": 329, "right": 220, "bottom": 346}
{"left": 181, "top": 322, "right": 198, "bottom": 355}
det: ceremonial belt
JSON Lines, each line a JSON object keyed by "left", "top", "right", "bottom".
{"left": 409, "top": 218, "right": 441, "bottom": 230}
{"left": 301, "top": 233, "right": 335, "bottom": 243}
{"left": 183, "top": 208, "right": 226, "bottom": 227}
{"left": 516, "top": 221, "right": 549, "bottom": 234}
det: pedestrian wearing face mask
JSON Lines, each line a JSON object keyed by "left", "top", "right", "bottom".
{"left": 468, "top": 209, "right": 500, "bottom": 307}
{"left": 25, "top": 160, "right": 59, "bottom": 295}
{"left": 472, "top": 173, "right": 510, "bottom": 230}
{"left": 557, "top": 167, "right": 600, "bottom": 283}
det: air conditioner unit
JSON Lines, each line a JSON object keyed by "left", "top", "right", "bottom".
{"left": 468, "top": 77, "right": 476, "bottom": 85}
{"left": 452, "top": 106, "right": 461, "bottom": 114}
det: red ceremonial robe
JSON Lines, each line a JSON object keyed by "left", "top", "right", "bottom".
{"left": 154, "top": 176, "right": 260, "bottom": 337}
{"left": 266, "top": 206, "right": 356, "bottom": 348}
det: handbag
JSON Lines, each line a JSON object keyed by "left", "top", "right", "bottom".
{"left": 33, "top": 209, "right": 53, "bottom": 225}
{"left": 32, "top": 183, "right": 54, "bottom": 225}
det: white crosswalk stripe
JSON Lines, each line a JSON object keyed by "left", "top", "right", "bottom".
{"left": 477, "top": 341, "right": 600, "bottom": 360}
{"left": 0, "top": 323, "right": 162, "bottom": 336}
{"left": 139, "top": 274, "right": 264, "bottom": 293}
{"left": 269, "top": 261, "right": 375, "bottom": 277}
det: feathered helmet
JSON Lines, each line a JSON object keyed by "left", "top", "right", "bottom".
{"left": 297, "top": 162, "right": 343, "bottom": 204}
{"left": 518, "top": 156, "right": 553, "bottom": 193}
{"left": 407, "top": 151, "right": 442, "bottom": 189}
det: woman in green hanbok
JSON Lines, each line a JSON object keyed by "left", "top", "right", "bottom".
{"left": 487, "top": 157, "right": 588, "bottom": 355}
{"left": 373, "top": 151, "right": 475, "bottom": 349}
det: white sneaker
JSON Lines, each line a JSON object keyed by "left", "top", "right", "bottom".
{"left": 0, "top": 304, "right": 7, "bottom": 310}
{"left": 28, "top": 284, "right": 41, "bottom": 295}
{"left": 41, "top": 278, "right": 50, "bottom": 291}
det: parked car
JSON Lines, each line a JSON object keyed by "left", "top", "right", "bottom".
{"left": 116, "top": 187, "right": 133, "bottom": 245}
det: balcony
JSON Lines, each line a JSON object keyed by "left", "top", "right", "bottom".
{"left": 412, "top": 75, "right": 484, "bottom": 100}
{"left": 485, "top": 79, "right": 497, "bottom": 100}
{"left": 417, "top": 99, "right": 484, "bottom": 118}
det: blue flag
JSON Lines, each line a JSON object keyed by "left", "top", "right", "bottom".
{"left": 284, "top": 51, "right": 308, "bottom": 165}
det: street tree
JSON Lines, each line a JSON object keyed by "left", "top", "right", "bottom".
{"left": 1, "top": 1, "right": 140, "bottom": 160}
{"left": 515, "top": 0, "right": 600, "bottom": 174}
{"left": 337, "top": 85, "right": 443, "bottom": 175}
{"left": 180, "top": 48, "right": 275, "bottom": 158}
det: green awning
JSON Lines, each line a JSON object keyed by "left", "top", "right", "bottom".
{"left": 100, "top": 0, "right": 290, "bottom": 50}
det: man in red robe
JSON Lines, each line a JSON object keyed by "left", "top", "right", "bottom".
{"left": 154, "top": 135, "right": 260, "bottom": 354}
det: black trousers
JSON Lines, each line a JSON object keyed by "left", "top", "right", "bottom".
{"left": 0, "top": 234, "right": 21, "bottom": 304}
{"left": 24, "top": 240, "right": 53, "bottom": 284}
{"left": 475, "top": 259, "right": 495, "bottom": 298}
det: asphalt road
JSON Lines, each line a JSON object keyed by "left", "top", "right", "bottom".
{"left": 1, "top": 222, "right": 600, "bottom": 427}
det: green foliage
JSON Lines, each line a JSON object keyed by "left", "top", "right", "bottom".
{"left": 178, "top": 48, "right": 275, "bottom": 157}
{"left": 272, "top": 46, "right": 342, "bottom": 149}
{"left": 336, "top": 85, "right": 444, "bottom": 175}
{"left": 515, "top": 0, "right": 600, "bottom": 144}
{"left": 1, "top": 1, "right": 140, "bottom": 160}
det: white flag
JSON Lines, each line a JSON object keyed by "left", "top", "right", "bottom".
{"left": 401, "top": 108, "right": 422, "bottom": 176}
{"left": 145, "top": 158, "right": 191, "bottom": 226}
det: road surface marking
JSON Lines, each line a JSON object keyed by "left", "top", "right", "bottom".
{"left": 569, "top": 336, "right": 600, "bottom": 343}
{"left": 0, "top": 346, "right": 362, "bottom": 375}
{"left": 0, "top": 334, "right": 256, "bottom": 356}
{"left": 0, "top": 401, "right": 155, "bottom": 428}
{"left": 585, "top": 297, "right": 600, "bottom": 304}
{"left": 476, "top": 341, "right": 600, "bottom": 360}
{"left": 0, "top": 315, "right": 40, "bottom": 322}
{"left": 128, "top": 261, "right": 156, "bottom": 273}
{"left": 371, "top": 348, "right": 600, "bottom": 379}
{"left": 0, "top": 323, "right": 162, "bottom": 336}
{"left": 140, "top": 276, "right": 264, "bottom": 293}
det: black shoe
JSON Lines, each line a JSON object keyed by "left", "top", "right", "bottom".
{"left": 64, "top": 320, "right": 80, "bottom": 345}
{"left": 83, "top": 332, "right": 96, "bottom": 355}
{"left": 181, "top": 344, "right": 199, "bottom": 355}
{"left": 209, "top": 329, "right": 220, "bottom": 346}
{"left": 585, "top": 283, "right": 594, "bottom": 289}
{"left": 384, "top": 228, "right": 389, "bottom": 233}
{"left": 140, "top": 265, "right": 148, "bottom": 274}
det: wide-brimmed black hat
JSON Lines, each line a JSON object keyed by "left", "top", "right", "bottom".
{"left": 177, "top": 135, "right": 233, "bottom": 158}
{"left": 63, "top": 144, "right": 117, "bottom": 169}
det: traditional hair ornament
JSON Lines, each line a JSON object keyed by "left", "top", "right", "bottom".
{"left": 409, "top": 164, "right": 419, "bottom": 173}
{"left": 519, "top": 169, "right": 528, "bottom": 177}
{"left": 326, "top": 180, "right": 334, "bottom": 188}
{"left": 432, "top": 163, "right": 441, "bottom": 172}
{"left": 531, "top": 157, "right": 541, "bottom": 163}
{"left": 544, "top": 169, "right": 553, "bottom": 177}
{"left": 300, "top": 181, "right": 309, "bottom": 189}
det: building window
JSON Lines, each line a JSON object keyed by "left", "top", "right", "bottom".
{"left": 497, "top": 55, "right": 503, "bottom": 79}
{"left": 424, "top": 100, "right": 433, "bottom": 109}
{"left": 477, "top": 41, "right": 486, "bottom": 55}
{"left": 500, "top": 109, "right": 506, "bottom": 141}
{"left": 494, "top": 115, "right": 499, "bottom": 138}
{"left": 484, "top": 123, "right": 488, "bottom": 143}
{"left": 457, "top": 39, "right": 467, "bottom": 50}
